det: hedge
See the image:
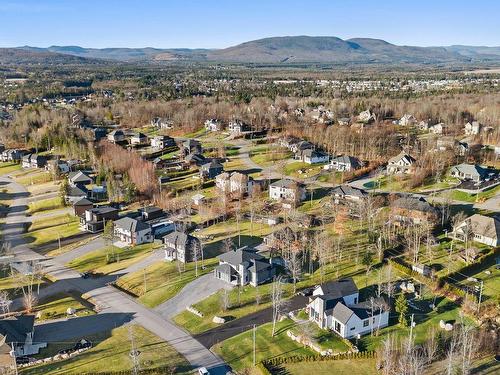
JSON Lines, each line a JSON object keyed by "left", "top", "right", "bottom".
{"left": 261, "top": 351, "right": 376, "bottom": 368}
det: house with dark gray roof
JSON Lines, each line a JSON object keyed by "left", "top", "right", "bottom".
{"left": 215, "top": 248, "right": 276, "bottom": 287}
{"left": 296, "top": 149, "right": 329, "bottom": 164}
{"left": 65, "top": 185, "right": 88, "bottom": 204}
{"left": 326, "top": 155, "right": 362, "bottom": 172}
{"left": 0, "top": 315, "right": 46, "bottom": 356}
{"left": 331, "top": 184, "right": 368, "bottom": 203}
{"left": 163, "top": 231, "right": 200, "bottom": 263}
{"left": 390, "top": 196, "right": 439, "bottom": 226}
{"left": 200, "top": 160, "right": 224, "bottom": 179}
{"left": 113, "top": 217, "right": 153, "bottom": 246}
{"left": 68, "top": 170, "right": 93, "bottom": 187}
{"left": 80, "top": 206, "right": 119, "bottom": 233}
{"left": 307, "top": 278, "right": 389, "bottom": 338}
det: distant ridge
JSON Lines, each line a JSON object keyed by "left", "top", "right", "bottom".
{"left": 4, "top": 36, "right": 500, "bottom": 65}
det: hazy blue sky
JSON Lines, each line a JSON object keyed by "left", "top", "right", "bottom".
{"left": 1, "top": 0, "right": 499, "bottom": 48}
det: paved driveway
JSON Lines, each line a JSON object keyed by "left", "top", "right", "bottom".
{"left": 155, "top": 273, "right": 233, "bottom": 318}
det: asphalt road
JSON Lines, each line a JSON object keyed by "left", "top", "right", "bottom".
{"left": 1, "top": 174, "right": 230, "bottom": 373}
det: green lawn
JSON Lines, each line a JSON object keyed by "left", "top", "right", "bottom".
{"left": 283, "top": 358, "right": 377, "bottom": 375}
{"left": 115, "top": 257, "right": 218, "bottom": 308}
{"left": 448, "top": 184, "right": 500, "bottom": 203}
{"left": 212, "top": 318, "right": 315, "bottom": 372}
{"left": 0, "top": 162, "right": 21, "bottom": 176}
{"left": 283, "top": 161, "right": 326, "bottom": 179}
{"left": 0, "top": 268, "right": 47, "bottom": 299}
{"left": 21, "top": 325, "right": 191, "bottom": 375}
{"left": 28, "top": 197, "right": 65, "bottom": 214}
{"left": 288, "top": 318, "right": 350, "bottom": 353}
{"left": 34, "top": 292, "right": 95, "bottom": 321}
{"left": 26, "top": 214, "right": 80, "bottom": 249}
{"left": 15, "top": 170, "right": 54, "bottom": 186}
{"left": 249, "top": 145, "right": 293, "bottom": 167}
{"left": 67, "top": 243, "right": 159, "bottom": 275}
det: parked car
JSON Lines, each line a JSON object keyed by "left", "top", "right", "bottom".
{"left": 198, "top": 367, "right": 210, "bottom": 375}
{"left": 16, "top": 356, "right": 31, "bottom": 365}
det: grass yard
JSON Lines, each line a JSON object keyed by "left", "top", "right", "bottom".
{"left": 283, "top": 358, "right": 377, "bottom": 375}
{"left": 289, "top": 319, "right": 350, "bottom": 353}
{"left": 448, "top": 184, "right": 500, "bottom": 203}
{"left": 212, "top": 318, "right": 315, "bottom": 372}
{"left": 283, "top": 161, "right": 326, "bottom": 179}
{"left": 0, "top": 162, "right": 21, "bottom": 176}
{"left": 15, "top": 170, "right": 53, "bottom": 186}
{"left": 28, "top": 196, "right": 65, "bottom": 214}
{"left": 26, "top": 214, "right": 80, "bottom": 249}
{"left": 33, "top": 292, "right": 95, "bottom": 321}
{"left": 21, "top": 325, "right": 191, "bottom": 375}
{"left": 0, "top": 268, "right": 47, "bottom": 299}
{"left": 249, "top": 145, "right": 293, "bottom": 167}
{"left": 115, "top": 257, "right": 219, "bottom": 308}
{"left": 67, "top": 243, "right": 159, "bottom": 274}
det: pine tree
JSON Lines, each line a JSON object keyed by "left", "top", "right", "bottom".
{"left": 395, "top": 293, "right": 409, "bottom": 327}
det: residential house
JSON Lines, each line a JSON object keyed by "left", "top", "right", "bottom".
{"left": 326, "top": 155, "right": 362, "bottom": 172}
{"left": 290, "top": 140, "right": 314, "bottom": 154}
{"left": 228, "top": 120, "right": 250, "bottom": 134}
{"left": 29, "top": 154, "right": 47, "bottom": 169}
{"left": 398, "top": 114, "right": 417, "bottom": 126}
{"left": 387, "top": 151, "right": 416, "bottom": 174}
{"left": 418, "top": 120, "right": 430, "bottom": 131}
{"left": 331, "top": 184, "right": 368, "bottom": 204}
{"left": 68, "top": 170, "right": 92, "bottom": 187}
{"left": 215, "top": 171, "right": 255, "bottom": 195}
{"left": 139, "top": 206, "right": 164, "bottom": 222}
{"left": 107, "top": 129, "right": 125, "bottom": 143}
{"left": 449, "top": 163, "right": 496, "bottom": 182}
{"left": 47, "top": 159, "right": 70, "bottom": 174}
{"left": 464, "top": 121, "right": 481, "bottom": 136}
{"left": 337, "top": 117, "right": 351, "bottom": 126}
{"left": 184, "top": 153, "right": 206, "bottom": 166}
{"left": 91, "top": 127, "right": 108, "bottom": 141}
{"left": 200, "top": 160, "right": 224, "bottom": 179}
{"left": 163, "top": 231, "right": 200, "bottom": 263}
{"left": 429, "top": 123, "right": 445, "bottom": 135}
{"left": 130, "top": 132, "right": 148, "bottom": 146}
{"left": 151, "top": 117, "right": 173, "bottom": 129}
{"left": 80, "top": 206, "right": 119, "bottom": 233}
{"left": 0, "top": 316, "right": 46, "bottom": 356}
{"left": 390, "top": 196, "right": 439, "bottom": 226}
{"left": 73, "top": 197, "right": 93, "bottom": 217}
{"left": 269, "top": 179, "right": 306, "bottom": 203}
{"left": 452, "top": 214, "right": 500, "bottom": 247}
{"left": 307, "top": 278, "right": 389, "bottom": 338}
{"left": 191, "top": 193, "right": 206, "bottom": 206}
{"left": 66, "top": 185, "right": 88, "bottom": 204}
{"left": 204, "top": 118, "right": 222, "bottom": 132}
{"left": 21, "top": 154, "right": 32, "bottom": 169}
{"left": 151, "top": 135, "right": 175, "bottom": 149}
{"left": 297, "top": 149, "right": 329, "bottom": 164}
{"left": 214, "top": 248, "right": 276, "bottom": 287}
{"left": 310, "top": 108, "right": 335, "bottom": 124}
{"left": 181, "top": 139, "right": 202, "bottom": 156}
{"left": 357, "top": 109, "right": 376, "bottom": 123}
{"left": 113, "top": 217, "right": 153, "bottom": 246}
{"left": 2, "top": 149, "right": 25, "bottom": 163}
{"left": 278, "top": 136, "right": 299, "bottom": 149}
{"left": 436, "top": 137, "right": 458, "bottom": 152}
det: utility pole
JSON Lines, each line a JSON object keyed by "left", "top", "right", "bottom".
{"left": 128, "top": 325, "right": 140, "bottom": 375}
{"left": 477, "top": 280, "right": 484, "bottom": 314}
{"left": 253, "top": 324, "right": 256, "bottom": 366}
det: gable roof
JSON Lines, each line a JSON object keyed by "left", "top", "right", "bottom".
{"left": 218, "top": 248, "right": 265, "bottom": 267}
{"left": 163, "top": 231, "right": 198, "bottom": 246}
{"left": 388, "top": 151, "right": 415, "bottom": 165}
{"left": 270, "top": 178, "right": 298, "bottom": 189}
{"left": 114, "top": 217, "right": 150, "bottom": 233}
{"left": 331, "top": 155, "right": 361, "bottom": 167}
{"left": 393, "top": 196, "right": 439, "bottom": 214}
{"left": 67, "top": 185, "right": 88, "bottom": 197}
{"left": 331, "top": 302, "right": 354, "bottom": 324}
{"left": 450, "top": 164, "right": 492, "bottom": 179}
{"left": 316, "top": 278, "right": 358, "bottom": 299}
{"left": 73, "top": 197, "right": 93, "bottom": 206}
{"left": 331, "top": 184, "right": 367, "bottom": 198}
{"left": 462, "top": 214, "right": 500, "bottom": 239}
{"left": 68, "top": 171, "right": 92, "bottom": 184}
{"left": 0, "top": 316, "right": 35, "bottom": 343}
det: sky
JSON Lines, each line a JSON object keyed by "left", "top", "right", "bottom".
{"left": 1, "top": 0, "right": 499, "bottom": 48}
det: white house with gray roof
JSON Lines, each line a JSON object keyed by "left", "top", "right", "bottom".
{"left": 452, "top": 214, "right": 500, "bottom": 247}
{"left": 387, "top": 151, "right": 416, "bottom": 174}
{"left": 326, "top": 155, "right": 362, "bottom": 172}
{"left": 113, "top": 217, "right": 153, "bottom": 246}
{"left": 269, "top": 179, "right": 305, "bottom": 202}
{"left": 449, "top": 163, "right": 496, "bottom": 182}
{"left": 163, "top": 231, "right": 200, "bottom": 263}
{"left": 214, "top": 248, "right": 276, "bottom": 286}
{"left": 307, "top": 278, "right": 389, "bottom": 338}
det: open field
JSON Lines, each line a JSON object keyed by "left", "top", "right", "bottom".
{"left": 21, "top": 325, "right": 191, "bottom": 375}
{"left": 116, "top": 257, "right": 219, "bottom": 308}
{"left": 212, "top": 318, "right": 315, "bottom": 371}
{"left": 0, "top": 162, "right": 22, "bottom": 176}
{"left": 28, "top": 196, "right": 65, "bottom": 214}
{"left": 67, "top": 243, "right": 159, "bottom": 275}
{"left": 249, "top": 145, "right": 293, "bottom": 167}
{"left": 26, "top": 214, "right": 80, "bottom": 249}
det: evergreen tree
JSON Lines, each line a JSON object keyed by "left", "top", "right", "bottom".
{"left": 395, "top": 293, "right": 409, "bottom": 327}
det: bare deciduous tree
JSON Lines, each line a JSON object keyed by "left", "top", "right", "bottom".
{"left": 271, "top": 276, "right": 285, "bottom": 337}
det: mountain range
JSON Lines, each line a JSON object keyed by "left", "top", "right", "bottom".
{"left": 3, "top": 36, "right": 500, "bottom": 65}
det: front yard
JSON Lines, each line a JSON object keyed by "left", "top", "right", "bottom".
{"left": 21, "top": 325, "right": 191, "bottom": 375}
{"left": 115, "top": 257, "right": 219, "bottom": 308}
{"left": 25, "top": 214, "right": 81, "bottom": 249}
{"left": 28, "top": 197, "right": 65, "bottom": 214}
{"left": 67, "top": 242, "right": 159, "bottom": 275}
{"left": 33, "top": 292, "right": 95, "bottom": 321}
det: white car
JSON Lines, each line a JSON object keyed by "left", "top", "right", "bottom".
{"left": 198, "top": 367, "right": 210, "bottom": 375}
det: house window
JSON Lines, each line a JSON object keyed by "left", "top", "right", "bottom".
{"left": 354, "top": 297, "right": 357, "bottom": 304}
{"left": 373, "top": 317, "right": 376, "bottom": 324}
{"left": 363, "top": 320, "right": 369, "bottom": 327}
{"left": 350, "top": 327, "right": 356, "bottom": 330}
{"left": 334, "top": 321, "right": 341, "bottom": 333}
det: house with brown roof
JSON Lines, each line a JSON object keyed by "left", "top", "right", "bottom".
{"left": 452, "top": 214, "right": 500, "bottom": 247}
{"left": 390, "top": 196, "right": 439, "bottom": 226}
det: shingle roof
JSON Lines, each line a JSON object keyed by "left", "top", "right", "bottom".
{"left": 248, "top": 259, "right": 272, "bottom": 273}
{"left": 331, "top": 302, "right": 354, "bottom": 324}
{"left": 393, "top": 196, "right": 438, "bottom": 214}
{"left": 331, "top": 155, "right": 361, "bottom": 168}
{"left": 218, "top": 248, "right": 264, "bottom": 267}
{"left": 0, "top": 315, "right": 35, "bottom": 343}
{"left": 270, "top": 179, "right": 296, "bottom": 189}
{"left": 316, "top": 278, "right": 358, "bottom": 299}
{"left": 331, "top": 184, "right": 367, "bottom": 198}
{"left": 68, "top": 171, "right": 92, "bottom": 184}
{"left": 388, "top": 152, "right": 415, "bottom": 165}
{"left": 67, "top": 186, "right": 88, "bottom": 197}
{"left": 463, "top": 214, "right": 500, "bottom": 239}
{"left": 73, "top": 197, "right": 93, "bottom": 206}
{"left": 114, "top": 217, "right": 150, "bottom": 232}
